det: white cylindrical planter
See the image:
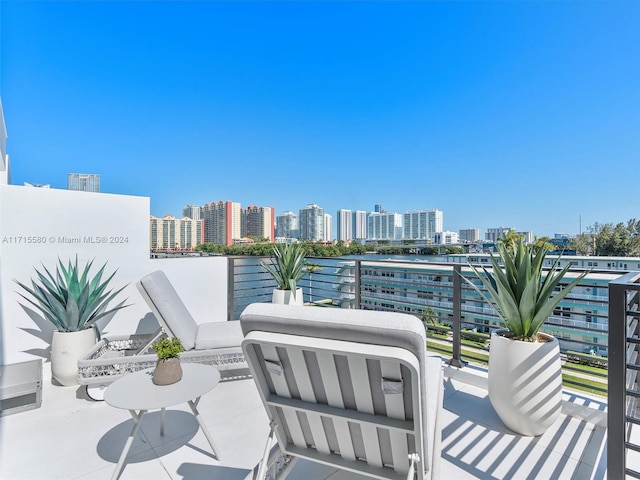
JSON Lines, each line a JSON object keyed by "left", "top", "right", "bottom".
{"left": 51, "top": 328, "right": 97, "bottom": 386}
{"left": 272, "top": 288, "right": 304, "bottom": 305}
{"left": 488, "top": 329, "right": 563, "bottom": 436}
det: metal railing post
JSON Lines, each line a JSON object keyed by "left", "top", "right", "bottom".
{"left": 449, "top": 265, "right": 465, "bottom": 368}
{"left": 608, "top": 272, "right": 640, "bottom": 479}
{"left": 354, "top": 260, "right": 361, "bottom": 310}
{"left": 227, "top": 257, "right": 235, "bottom": 321}
{"left": 607, "top": 280, "right": 625, "bottom": 479}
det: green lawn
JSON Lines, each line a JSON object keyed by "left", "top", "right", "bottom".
{"left": 563, "top": 362, "right": 608, "bottom": 378}
{"left": 428, "top": 339, "right": 607, "bottom": 397}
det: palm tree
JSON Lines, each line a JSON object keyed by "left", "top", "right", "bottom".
{"left": 421, "top": 307, "right": 438, "bottom": 332}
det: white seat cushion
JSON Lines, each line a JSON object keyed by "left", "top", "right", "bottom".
{"left": 195, "top": 321, "right": 243, "bottom": 350}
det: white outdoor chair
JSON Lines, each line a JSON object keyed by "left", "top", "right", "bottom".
{"left": 136, "top": 270, "right": 249, "bottom": 379}
{"left": 240, "top": 303, "right": 444, "bottom": 480}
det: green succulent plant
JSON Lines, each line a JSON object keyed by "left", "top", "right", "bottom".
{"left": 152, "top": 337, "right": 184, "bottom": 360}
{"left": 15, "top": 256, "right": 129, "bottom": 333}
{"left": 463, "top": 238, "right": 587, "bottom": 342}
{"left": 261, "top": 242, "right": 306, "bottom": 300}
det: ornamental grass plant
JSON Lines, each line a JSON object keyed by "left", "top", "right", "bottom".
{"left": 15, "top": 256, "right": 129, "bottom": 333}
{"left": 464, "top": 237, "right": 587, "bottom": 341}
{"left": 261, "top": 242, "right": 307, "bottom": 300}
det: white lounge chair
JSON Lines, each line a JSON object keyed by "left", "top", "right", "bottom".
{"left": 240, "top": 303, "right": 443, "bottom": 480}
{"left": 136, "top": 270, "right": 249, "bottom": 379}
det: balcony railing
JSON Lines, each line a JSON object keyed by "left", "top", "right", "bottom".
{"left": 608, "top": 270, "right": 640, "bottom": 479}
{"left": 227, "top": 256, "right": 615, "bottom": 360}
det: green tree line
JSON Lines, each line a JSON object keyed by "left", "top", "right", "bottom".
{"left": 571, "top": 218, "right": 640, "bottom": 256}
{"left": 195, "top": 241, "right": 463, "bottom": 257}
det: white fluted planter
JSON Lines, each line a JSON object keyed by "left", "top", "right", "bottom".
{"left": 488, "top": 329, "right": 563, "bottom": 436}
{"left": 272, "top": 288, "right": 303, "bottom": 305}
{"left": 51, "top": 328, "right": 97, "bottom": 386}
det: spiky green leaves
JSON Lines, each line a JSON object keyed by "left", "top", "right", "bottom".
{"left": 15, "top": 256, "right": 130, "bottom": 333}
{"left": 261, "top": 242, "right": 307, "bottom": 300}
{"left": 463, "top": 239, "right": 587, "bottom": 341}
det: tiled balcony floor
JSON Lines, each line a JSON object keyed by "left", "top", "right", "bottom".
{"left": 0, "top": 361, "right": 607, "bottom": 480}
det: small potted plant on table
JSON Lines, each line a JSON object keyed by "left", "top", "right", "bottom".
{"left": 151, "top": 337, "right": 184, "bottom": 385}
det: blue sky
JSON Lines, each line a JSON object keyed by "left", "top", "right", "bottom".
{"left": 1, "top": 1, "right": 638, "bottom": 238}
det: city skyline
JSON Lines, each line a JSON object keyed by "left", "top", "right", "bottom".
{"left": 2, "top": 1, "right": 638, "bottom": 237}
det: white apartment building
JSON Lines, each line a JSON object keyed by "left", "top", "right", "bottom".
{"left": 276, "top": 211, "right": 299, "bottom": 239}
{"left": 150, "top": 214, "right": 202, "bottom": 251}
{"left": 352, "top": 210, "right": 367, "bottom": 241}
{"left": 434, "top": 231, "right": 459, "bottom": 244}
{"left": 68, "top": 173, "right": 100, "bottom": 192}
{"left": 485, "top": 227, "right": 513, "bottom": 242}
{"left": 367, "top": 212, "right": 403, "bottom": 241}
{"left": 459, "top": 228, "right": 480, "bottom": 243}
{"left": 324, "top": 213, "right": 333, "bottom": 242}
{"left": 337, "top": 209, "right": 352, "bottom": 242}
{"left": 299, "top": 204, "right": 325, "bottom": 241}
{"left": 403, "top": 209, "right": 443, "bottom": 242}
{"left": 518, "top": 231, "right": 534, "bottom": 244}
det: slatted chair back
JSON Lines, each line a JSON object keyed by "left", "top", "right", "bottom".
{"left": 241, "top": 303, "right": 438, "bottom": 480}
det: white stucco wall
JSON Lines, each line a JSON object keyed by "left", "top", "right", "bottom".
{"left": 0, "top": 185, "right": 230, "bottom": 366}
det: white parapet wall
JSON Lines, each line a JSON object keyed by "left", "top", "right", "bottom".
{"left": 0, "top": 185, "right": 230, "bottom": 366}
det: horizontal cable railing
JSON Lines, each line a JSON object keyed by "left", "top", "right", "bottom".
{"left": 608, "top": 271, "right": 640, "bottom": 479}
{"left": 229, "top": 256, "right": 617, "bottom": 363}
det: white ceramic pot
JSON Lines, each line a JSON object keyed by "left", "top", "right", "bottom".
{"left": 488, "top": 328, "right": 563, "bottom": 436}
{"left": 51, "top": 328, "right": 97, "bottom": 386}
{"left": 272, "top": 288, "right": 304, "bottom": 305}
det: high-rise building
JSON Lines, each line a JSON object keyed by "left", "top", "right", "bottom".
{"left": 182, "top": 204, "right": 201, "bottom": 221}
{"left": 149, "top": 215, "right": 202, "bottom": 251}
{"left": 201, "top": 200, "right": 242, "bottom": 246}
{"left": 299, "top": 204, "right": 324, "bottom": 241}
{"left": 245, "top": 205, "right": 275, "bottom": 242}
{"left": 276, "top": 211, "right": 299, "bottom": 239}
{"left": 485, "top": 227, "right": 513, "bottom": 242}
{"left": 324, "top": 213, "right": 332, "bottom": 242}
{"left": 337, "top": 209, "right": 352, "bottom": 242}
{"left": 67, "top": 173, "right": 100, "bottom": 192}
{"left": 374, "top": 204, "right": 386, "bottom": 214}
{"left": 352, "top": 210, "right": 367, "bottom": 241}
{"left": 459, "top": 228, "right": 480, "bottom": 243}
{"left": 367, "top": 212, "right": 403, "bottom": 240}
{"left": 403, "top": 209, "right": 443, "bottom": 242}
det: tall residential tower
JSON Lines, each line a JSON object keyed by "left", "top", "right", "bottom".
{"left": 337, "top": 209, "right": 352, "bottom": 242}
{"left": 299, "top": 204, "right": 325, "bottom": 241}
{"left": 68, "top": 173, "right": 100, "bottom": 192}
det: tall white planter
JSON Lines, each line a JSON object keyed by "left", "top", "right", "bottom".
{"left": 51, "top": 328, "right": 97, "bottom": 386}
{"left": 488, "top": 329, "right": 563, "bottom": 436}
{"left": 272, "top": 288, "right": 304, "bottom": 305}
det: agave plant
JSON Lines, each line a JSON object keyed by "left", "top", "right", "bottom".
{"left": 463, "top": 238, "right": 587, "bottom": 341}
{"left": 261, "top": 242, "right": 306, "bottom": 300}
{"left": 15, "top": 256, "right": 130, "bottom": 333}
